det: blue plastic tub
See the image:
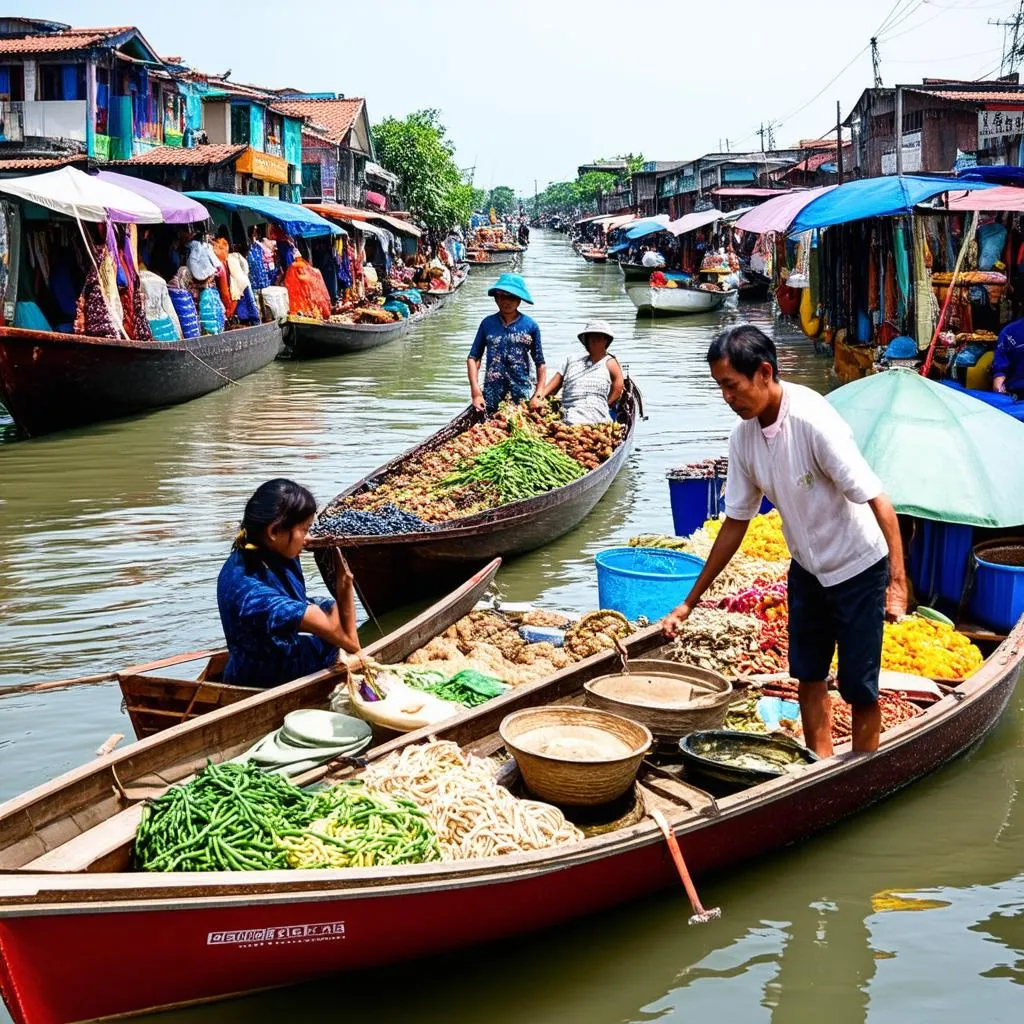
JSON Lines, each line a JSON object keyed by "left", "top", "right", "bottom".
{"left": 667, "top": 477, "right": 774, "bottom": 538}
{"left": 908, "top": 520, "right": 974, "bottom": 608}
{"left": 595, "top": 547, "right": 705, "bottom": 622}
{"left": 968, "top": 540, "right": 1024, "bottom": 634}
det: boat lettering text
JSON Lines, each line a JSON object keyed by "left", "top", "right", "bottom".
{"left": 207, "top": 920, "right": 346, "bottom": 947}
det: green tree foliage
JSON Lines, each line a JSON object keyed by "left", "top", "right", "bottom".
{"left": 487, "top": 185, "right": 517, "bottom": 215}
{"left": 371, "top": 109, "right": 474, "bottom": 229}
{"left": 575, "top": 171, "right": 618, "bottom": 204}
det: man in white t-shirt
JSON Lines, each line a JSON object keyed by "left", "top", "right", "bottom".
{"left": 663, "top": 325, "right": 908, "bottom": 756}
{"left": 641, "top": 248, "right": 666, "bottom": 269}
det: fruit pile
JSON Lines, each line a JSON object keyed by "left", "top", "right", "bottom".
{"left": 702, "top": 510, "right": 790, "bottom": 563}
{"left": 321, "top": 402, "right": 624, "bottom": 529}
{"left": 880, "top": 616, "right": 984, "bottom": 681}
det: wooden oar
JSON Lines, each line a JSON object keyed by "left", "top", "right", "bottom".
{"left": 650, "top": 806, "right": 721, "bottom": 925}
{"left": 0, "top": 671, "right": 118, "bottom": 699}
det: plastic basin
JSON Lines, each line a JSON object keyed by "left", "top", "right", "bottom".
{"left": 595, "top": 547, "right": 704, "bottom": 622}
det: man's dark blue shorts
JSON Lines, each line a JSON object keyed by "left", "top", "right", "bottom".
{"left": 788, "top": 556, "right": 888, "bottom": 706}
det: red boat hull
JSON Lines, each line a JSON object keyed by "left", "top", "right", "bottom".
{"left": 0, "top": 657, "right": 1016, "bottom": 1024}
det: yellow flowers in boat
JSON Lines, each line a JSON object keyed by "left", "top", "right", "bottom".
{"left": 704, "top": 510, "right": 790, "bottom": 564}
{"left": 881, "top": 617, "right": 984, "bottom": 681}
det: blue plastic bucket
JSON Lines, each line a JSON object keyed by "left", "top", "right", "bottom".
{"left": 968, "top": 539, "right": 1024, "bottom": 634}
{"left": 667, "top": 477, "right": 774, "bottom": 538}
{"left": 595, "top": 547, "right": 705, "bottom": 622}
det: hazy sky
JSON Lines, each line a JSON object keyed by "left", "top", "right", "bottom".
{"left": 43, "top": 0, "right": 1015, "bottom": 192}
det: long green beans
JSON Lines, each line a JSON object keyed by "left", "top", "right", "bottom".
{"left": 439, "top": 425, "right": 584, "bottom": 504}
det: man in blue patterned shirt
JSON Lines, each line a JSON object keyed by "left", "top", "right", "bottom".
{"left": 467, "top": 272, "right": 546, "bottom": 413}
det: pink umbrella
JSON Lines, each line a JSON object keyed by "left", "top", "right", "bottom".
{"left": 734, "top": 185, "right": 837, "bottom": 234}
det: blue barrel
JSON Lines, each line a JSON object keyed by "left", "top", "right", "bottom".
{"left": 595, "top": 547, "right": 705, "bottom": 622}
{"left": 908, "top": 520, "right": 974, "bottom": 609}
{"left": 968, "top": 540, "right": 1024, "bottom": 634}
{"left": 667, "top": 477, "right": 773, "bottom": 538}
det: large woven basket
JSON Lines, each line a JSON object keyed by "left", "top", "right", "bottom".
{"left": 499, "top": 706, "right": 652, "bottom": 807}
{"left": 584, "top": 660, "right": 732, "bottom": 741}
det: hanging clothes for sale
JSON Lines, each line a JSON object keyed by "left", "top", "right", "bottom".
{"left": 283, "top": 256, "right": 332, "bottom": 319}
{"left": 198, "top": 286, "right": 226, "bottom": 335}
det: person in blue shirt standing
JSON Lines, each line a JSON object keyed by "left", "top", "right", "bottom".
{"left": 467, "top": 272, "right": 546, "bottom": 413}
{"left": 992, "top": 316, "right": 1024, "bottom": 398}
{"left": 217, "top": 479, "right": 363, "bottom": 688}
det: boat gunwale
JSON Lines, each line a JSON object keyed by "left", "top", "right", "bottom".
{"left": 0, "top": 321, "right": 283, "bottom": 354}
{"left": 1, "top": 617, "right": 1020, "bottom": 910}
{"left": 305, "top": 379, "right": 639, "bottom": 550}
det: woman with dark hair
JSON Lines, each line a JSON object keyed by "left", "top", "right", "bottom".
{"left": 217, "top": 479, "right": 362, "bottom": 687}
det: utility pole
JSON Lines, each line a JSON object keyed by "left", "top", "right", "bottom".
{"left": 895, "top": 86, "right": 903, "bottom": 176}
{"left": 836, "top": 101, "right": 844, "bottom": 184}
{"left": 870, "top": 37, "right": 882, "bottom": 88}
{"left": 991, "top": 2, "right": 1024, "bottom": 76}
{"left": 757, "top": 123, "right": 766, "bottom": 154}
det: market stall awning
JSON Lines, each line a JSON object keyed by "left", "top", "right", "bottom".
{"left": 184, "top": 191, "right": 341, "bottom": 237}
{"left": 306, "top": 203, "right": 422, "bottom": 238}
{"left": 957, "top": 165, "right": 1024, "bottom": 187}
{"left": 93, "top": 171, "right": 209, "bottom": 224}
{"left": 0, "top": 165, "right": 163, "bottom": 223}
{"left": 602, "top": 214, "right": 637, "bottom": 231}
{"left": 827, "top": 369, "right": 1024, "bottom": 527}
{"left": 664, "top": 208, "right": 724, "bottom": 236}
{"left": 625, "top": 215, "right": 672, "bottom": 240}
{"left": 791, "top": 175, "right": 991, "bottom": 233}
{"left": 734, "top": 185, "right": 836, "bottom": 234}
{"left": 712, "top": 187, "right": 795, "bottom": 198}
{"left": 940, "top": 185, "right": 1024, "bottom": 212}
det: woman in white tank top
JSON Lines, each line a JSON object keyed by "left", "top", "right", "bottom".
{"left": 530, "top": 318, "right": 625, "bottom": 424}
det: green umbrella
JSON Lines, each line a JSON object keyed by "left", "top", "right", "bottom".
{"left": 826, "top": 369, "right": 1024, "bottom": 528}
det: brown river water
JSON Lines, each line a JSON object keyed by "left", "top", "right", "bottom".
{"left": 1, "top": 232, "right": 1021, "bottom": 1023}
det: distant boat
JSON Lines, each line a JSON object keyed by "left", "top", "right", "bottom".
{"left": 627, "top": 283, "right": 734, "bottom": 316}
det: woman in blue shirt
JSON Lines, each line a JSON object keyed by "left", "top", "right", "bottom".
{"left": 217, "top": 479, "right": 362, "bottom": 687}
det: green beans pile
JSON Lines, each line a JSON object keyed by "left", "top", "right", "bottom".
{"left": 276, "top": 782, "right": 440, "bottom": 869}
{"left": 134, "top": 761, "right": 313, "bottom": 872}
{"left": 440, "top": 428, "right": 584, "bottom": 504}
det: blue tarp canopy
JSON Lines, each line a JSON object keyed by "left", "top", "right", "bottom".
{"left": 184, "top": 191, "right": 341, "bottom": 238}
{"left": 625, "top": 215, "right": 671, "bottom": 240}
{"left": 790, "top": 175, "right": 992, "bottom": 233}
{"left": 957, "top": 164, "right": 1024, "bottom": 187}
{"left": 608, "top": 242, "right": 629, "bottom": 254}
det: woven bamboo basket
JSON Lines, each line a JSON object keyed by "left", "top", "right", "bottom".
{"left": 499, "top": 706, "right": 652, "bottom": 807}
{"left": 583, "top": 660, "right": 732, "bottom": 742}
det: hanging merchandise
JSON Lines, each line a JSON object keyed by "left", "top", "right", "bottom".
{"left": 168, "top": 287, "right": 200, "bottom": 339}
{"left": 284, "top": 256, "right": 332, "bottom": 319}
{"left": 198, "top": 286, "right": 225, "bottom": 335}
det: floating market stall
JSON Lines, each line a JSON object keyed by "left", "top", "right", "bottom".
{"left": 0, "top": 503, "right": 1019, "bottom": 1024}
{"left": 0, "top": 168, "right": 283, "bottom": 437}
{"left": 306, "top": 384, "right": 642, "bottom": 613}
{"left": 827, "top": 369, "right": 1024, "bottom": 632}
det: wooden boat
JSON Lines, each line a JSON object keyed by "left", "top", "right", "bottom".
{"left": 581, "top": 249, "right": 609, "bottom": 263}
{"left": 115, "top": 559, "right": 500, "bottom": 740}
{"left": 627, "top": 283, "right": 734, "bottom": 316}
{"left": 422, "top": 268, "right": 469, "bottom": 310}
{"left": 283, "top": 314, "right": 411, "bottom": 359}
{"left": 307, "top": 379, "right": 642, "bottom": 615}
{"left": 619, "top": 261, "right": 651, "bottom": 282}
{"left": 0, "top": 323, "right": 283, "bottom": 438}
{"left": 466, "top": 248, "right": 515, "bottom": 267}
{"left": 738, "top": 270, "right": 772, "bottom": 301}
{"left": 0, "top": 608, "right": 1019, "bottom": 1024}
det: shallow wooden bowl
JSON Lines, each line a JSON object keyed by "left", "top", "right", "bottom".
{"left": 499, "top": 705, "right": 652, "bottom": 807}
{"left": 584, "top": 660, "right": 732, "bottom": 740}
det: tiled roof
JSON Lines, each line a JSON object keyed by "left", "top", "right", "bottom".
{"left": 110, "top": 144, "right": 247, "bottom": 167}
{"left": 912, "top": 86, "right": 1024, "bottom": 105}
{"left": 0, "top": 154, "right": 87, "bottom": 170}
{"left": 271, "top": 98, "right": 364, "bottom": 144}
{"left": 0, "top": 26, "right": 132, "bottom": 55}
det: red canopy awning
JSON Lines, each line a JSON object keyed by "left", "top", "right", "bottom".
{"left": 365, "top": 191, "right": 386, "bottom": 210}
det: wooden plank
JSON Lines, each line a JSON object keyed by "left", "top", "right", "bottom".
{"left": 26, "top": 806, "right": 145, "bottom": 872}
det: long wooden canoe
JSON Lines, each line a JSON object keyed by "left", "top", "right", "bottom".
{"left": 307, "top": 378, "right": 642, "bottom": 614}
{"left": 0, "top": 611, "right": 1019, "bottom": 1023}
{"left": 0, "top": 322, "right": 283, "bottom": 437}
{"left": 283, "top": 314, "right": 411, "bottom": 359}
{"left": 117, "top": 559, "right": 501, "bottom": 739}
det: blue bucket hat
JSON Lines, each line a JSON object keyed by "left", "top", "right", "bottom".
{"left": 487, "top": 272, "right": 533, "bottom": 304}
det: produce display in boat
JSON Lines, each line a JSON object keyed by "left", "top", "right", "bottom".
{"left": 313, "top": 402, "right": 626, "bottom": 533}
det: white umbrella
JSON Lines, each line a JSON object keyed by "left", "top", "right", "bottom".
{"left": 0, "top": 166, "right": 163, "bottom": 223}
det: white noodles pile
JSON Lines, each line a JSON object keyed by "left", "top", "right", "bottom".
{"left": 361, "top": 741, "right": 583, "bottom": 861}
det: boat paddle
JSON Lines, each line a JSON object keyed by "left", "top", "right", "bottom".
{"left": 649, "top": 806, "right": 721, "bottom": 925}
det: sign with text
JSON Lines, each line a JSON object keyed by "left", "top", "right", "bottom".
{"left": 978, "top": 109, "right": 1024, "bottom": 142}
{"left": 881, "top": 131, "right": 922, "bottom": 175}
